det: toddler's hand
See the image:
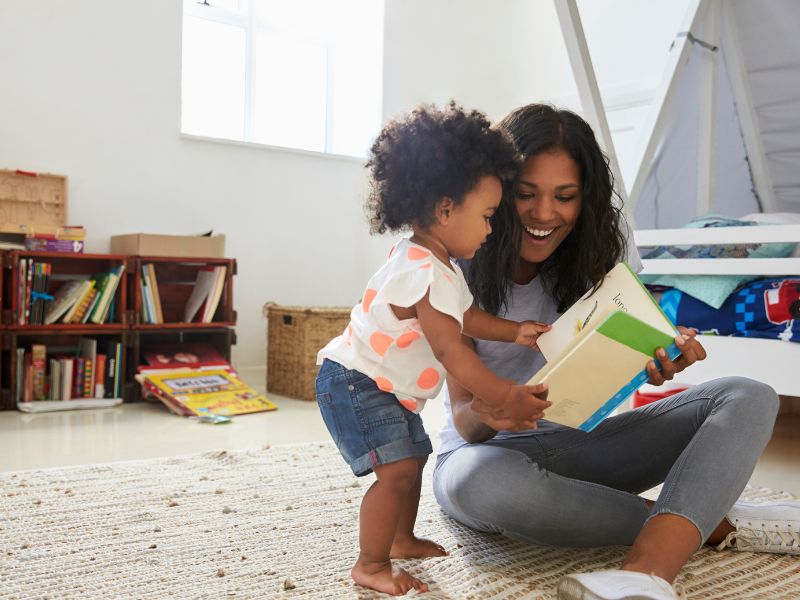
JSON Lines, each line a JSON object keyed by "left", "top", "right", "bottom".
{"left": 514, "top": 320, "right": 551, "bottom": 350}
{"left": 472, "top": 383, "right": 551, "bottom": 427}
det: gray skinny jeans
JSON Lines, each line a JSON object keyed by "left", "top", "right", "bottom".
{"left": 432, "top": 376, "right": 779, "bottom": 547}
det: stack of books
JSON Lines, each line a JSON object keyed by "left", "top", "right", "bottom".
{"left": 36, "top": 264, "right": 126, "bottom": 325}
{"left": 16, "top": 337, "right": 123, "bottom": 412}
{"left": 24, "top": 225, "right": 86, "bottom": 253}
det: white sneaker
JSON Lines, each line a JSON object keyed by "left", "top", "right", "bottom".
{"left": 717, "top": 500, "right": 800, "bottom": 555}
{"left": 557, "top": 569, "right": 680, "bottom": 600}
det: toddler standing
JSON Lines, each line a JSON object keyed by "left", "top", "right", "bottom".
{"left": 316, "top": 103, "right": 551, "bottom": 596}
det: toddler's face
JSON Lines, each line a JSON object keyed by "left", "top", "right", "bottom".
{"left": 441, "top": 175, "right": 501, "bottom": 259}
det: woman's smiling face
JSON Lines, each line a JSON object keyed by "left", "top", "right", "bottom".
{"left": 514, "top": 149, "right": 583, "bottom": 283}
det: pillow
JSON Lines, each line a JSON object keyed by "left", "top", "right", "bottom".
{"left": 640, "top": 213, "right": 798, "bottom": 309}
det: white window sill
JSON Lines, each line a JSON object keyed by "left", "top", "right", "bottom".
{"left": 180, "top": 133, "right": 366, "bottom": 164}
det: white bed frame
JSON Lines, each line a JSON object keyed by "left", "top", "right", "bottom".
{"left": 635, "top": 225, "right": 800, "bottom": 398}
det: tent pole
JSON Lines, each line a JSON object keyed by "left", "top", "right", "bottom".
{"left": 720, "top": 2, "right": 777, "bottom": 213}
{"left": 553, "top": 0, "right": 629, "bottom": 220}
{"left": 628, "top": 0, "right": 708, "bottom": 215}
{"left": 697, "top": 0, "right": 719, "bottom": 217}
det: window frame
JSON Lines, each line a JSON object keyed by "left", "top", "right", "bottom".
{"left": 182, "top": 0, "right": 344, "bottom": 155}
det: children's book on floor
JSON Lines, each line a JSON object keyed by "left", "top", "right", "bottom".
{"left": 529, "top": 262, "right": 681, "bottom": 431}
{"left": 137, "top": 368, "right": 276, "bottom": 417}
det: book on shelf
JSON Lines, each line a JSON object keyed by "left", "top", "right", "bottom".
{"left": 44, "top": 280, "right": 86, "bottom": 324}
{"left": 90, "top": 264, "right": 125, "bottom": 324}
{"left": 137, "top": 368, "right": 276, "bottom": 417}
{"left": 140, "top": 264, "right": 160, "bottom": 324}
{"left": 31, "top": 344, "right": 47, "bottom": 401}
{"left": 146, "top": 264, "right": 164, "bottom": 323}
{"left": 183, "top": 265, "right": 227, "bottom": 323}
{"left": 15, "top": 337, "right": 122, "bottom": 407}
{"left": 528, "top": 262, "right": 681, "bottom": 432}
{"left": 140, "top": 343, "right": 230, "bottom": 371}
{"left": 25, "top": 238, "right": 85, "bottom": 253}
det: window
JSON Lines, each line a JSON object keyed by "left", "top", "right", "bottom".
{"left": 181, "top": 0, "right": 384, "bottom": 157}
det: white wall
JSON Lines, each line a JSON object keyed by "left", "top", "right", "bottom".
{"left": 0, "top": 0, "right": 374, "bottom": 374}
{"left": 0, "top": 0, "right": 693, "bottom": 375}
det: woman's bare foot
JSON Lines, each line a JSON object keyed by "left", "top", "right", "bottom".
{"left": 351, "top": 558, "right": 428, "bottom": 596}
{"left": 391, "top": 535, "right": 448, "bottom": 559}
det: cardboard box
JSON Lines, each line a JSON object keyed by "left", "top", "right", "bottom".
{"left": 110, "top": 233, "right": 226, "bottom": 258}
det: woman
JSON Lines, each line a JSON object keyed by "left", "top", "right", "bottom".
{"left": 432, "top": 104, "right": 798, "bottom": 600}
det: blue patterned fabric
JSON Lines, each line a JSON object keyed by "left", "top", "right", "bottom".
{"left": 658, "top": 278, "right": 800, "bottom": 342}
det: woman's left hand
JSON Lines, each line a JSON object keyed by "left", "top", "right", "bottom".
{"left": 645, "top": 326, "right": 707, "bottom": 386}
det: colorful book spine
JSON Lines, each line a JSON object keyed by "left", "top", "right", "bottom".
{"left": 74, "top": 358, "right": 85, "bottom": 398}
{"left": 24, "top": 238, "right": 85, "bottom": 253}
{"left": 82, "top": 358, "right": 93, "bottom": 397}
{"left": 94, "top": 354, "right": 107, "bottom": 398}
{"left": 31, "top": 345, "right": 47, "bottom": 401}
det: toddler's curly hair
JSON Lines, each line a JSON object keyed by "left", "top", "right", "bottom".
{"left": 365, "top": 101, "right": 521, "bottom": 234}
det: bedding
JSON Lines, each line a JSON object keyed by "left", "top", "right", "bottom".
{"left": 640, "top": 214, "right": 798, "bottom": 308}
{"left": 657, "top": 277, "right": 800, "bottom": 343}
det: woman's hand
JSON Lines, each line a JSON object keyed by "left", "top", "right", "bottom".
{"left": 470, "top": 383, "right": 551, "bottom": 431}
{"left": 514, "top": 320, "right": 551, "bottom": 350}
{"left": 645, "top": 326, "right": 707, "bottom": 386}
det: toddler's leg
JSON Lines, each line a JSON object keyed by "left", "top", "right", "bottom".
{"left": 352, "top": 457, "right": 429, "bottom": 596}
{"left": 391, "top": 456, "right": 448, "bottom": 559}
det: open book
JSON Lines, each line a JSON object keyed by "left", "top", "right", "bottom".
{"left": 529, "top": 262, "right": 681, "bottom": 432}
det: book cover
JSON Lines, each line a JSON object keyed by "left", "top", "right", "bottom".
{"left": 141, "top": 369, "right": 276, "bottom": 417}
{"left": 141, "top": 343, "right": 228, "bottom": 369}
{"left": 537, "top": 262, "right": 678, "bottom": 361}
{"left": 183, "top": 268, "right": 217, "bottom": 323}
{"left": 202, "top": 266, "right": 227, "bottom": 322}
{"left": 529, "top": 262, "right": 682, "bottom": 432}
{"left": 44, "top": 280, "right": 86, "bottom": 325}
{"left": 62, "top": 280, "right": 95, "bottom": 324}
{"left": 529, "top": 310, "right": 681, "bottom": 432}
{"left": 92, "top": 265, "right": 124, "bottom": 324}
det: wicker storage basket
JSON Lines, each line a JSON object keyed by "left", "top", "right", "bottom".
{"left": 263, "top": 303, "right": 351, "bottom": 401}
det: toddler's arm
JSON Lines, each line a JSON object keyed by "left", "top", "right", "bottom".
{"left": 462, "top": 304, "right": 550, "bottom": 349}
{"left": 417, "top": 293, "right": 546, "bottom": 418}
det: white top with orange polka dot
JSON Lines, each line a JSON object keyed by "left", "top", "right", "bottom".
{"left": 317, "top": 238, "right": 474, "bottom": 413}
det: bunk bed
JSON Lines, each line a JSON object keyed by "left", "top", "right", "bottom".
{"left": 634, "top": 222, "right": 800, "bottom": 398}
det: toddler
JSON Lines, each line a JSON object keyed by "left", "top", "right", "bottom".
{"left": 316, "top": 103, "right": 551, "bottom": 596}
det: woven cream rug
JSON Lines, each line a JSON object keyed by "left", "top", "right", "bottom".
{"left": 2, "top": 442, "right": 799, "bottom": 599}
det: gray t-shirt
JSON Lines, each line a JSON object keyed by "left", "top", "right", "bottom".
{"left": 436, "top": 230, "right": 642, "bottom": 455}
{"left": 437, "top": 274, "right": 563, "bottom": 455}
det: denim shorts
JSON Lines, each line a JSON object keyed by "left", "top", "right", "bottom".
{"left": 315, "top": 359, "right": 433, "bottom": 476}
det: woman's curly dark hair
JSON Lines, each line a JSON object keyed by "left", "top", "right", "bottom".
{"left": 365, "top": 101, "right": 521, "bottom": 234}
{"left": 468, "top": 103, "right": 628, "bottom": 315}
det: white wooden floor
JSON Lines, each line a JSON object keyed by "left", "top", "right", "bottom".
{"left": 1, "top": 384, "right": 798, "bottom": 497}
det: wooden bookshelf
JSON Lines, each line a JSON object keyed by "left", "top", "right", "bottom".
{"left": 130, "top": 257, "right": 237, "bottom": 328}
{"left": 0, "top": 251, "right": 237, "bottom": 411}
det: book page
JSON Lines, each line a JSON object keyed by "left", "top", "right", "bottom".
{"left": 537, "top": 262, "right": 677, "bottom": 361}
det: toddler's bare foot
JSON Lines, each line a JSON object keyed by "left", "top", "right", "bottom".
{"left": 351, "top": 558, "right": 428, "bottom": 596}
{"left": 391, "top": 535, "right": 448, "bottom": 559}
